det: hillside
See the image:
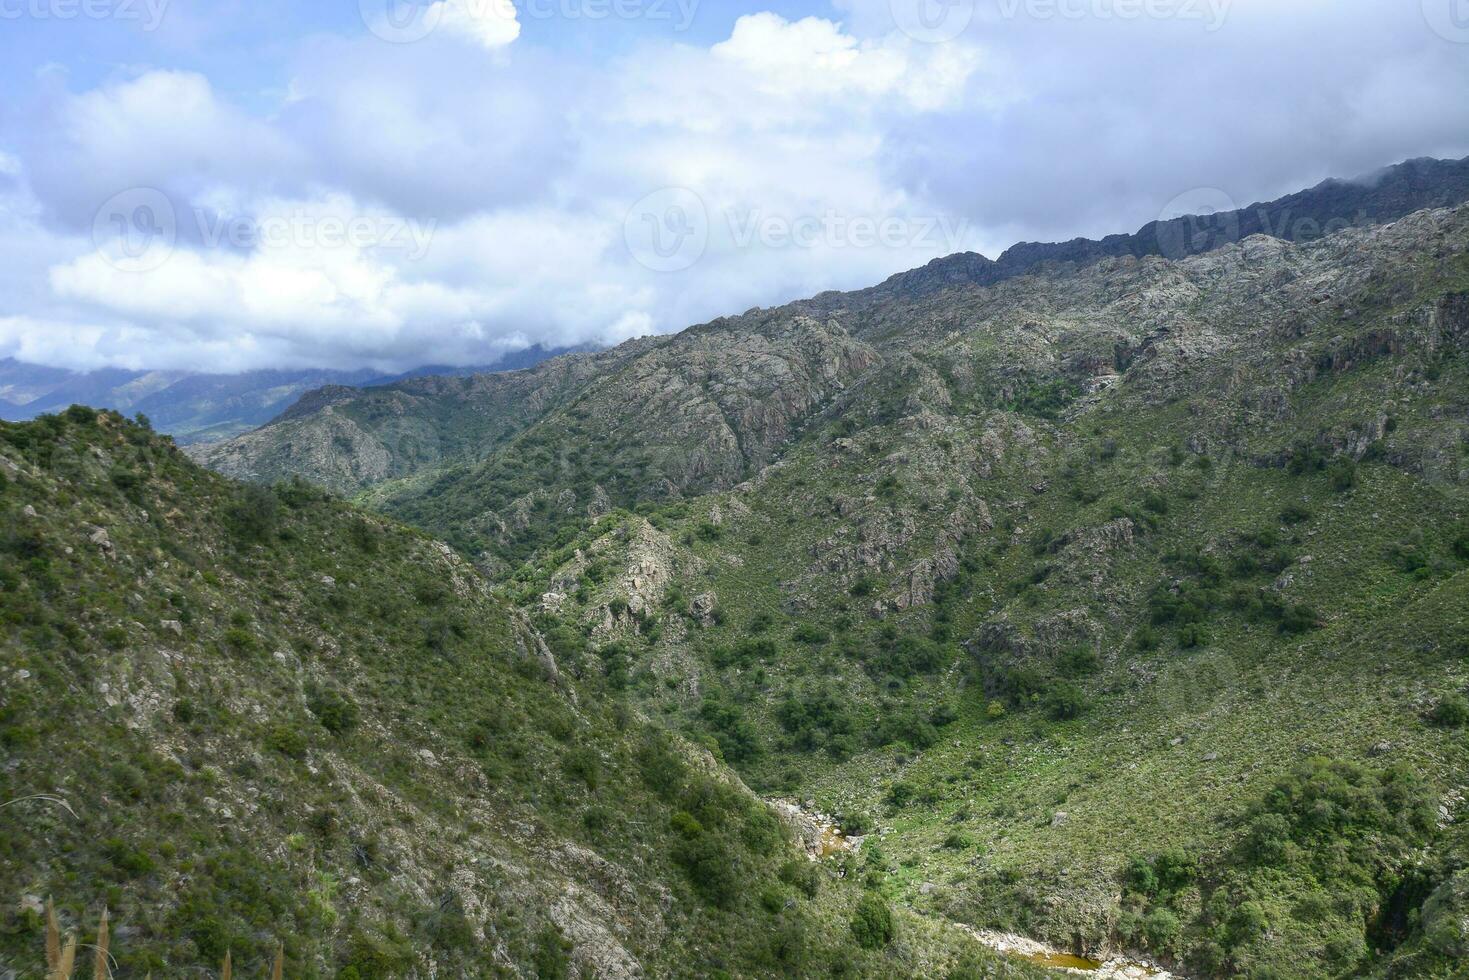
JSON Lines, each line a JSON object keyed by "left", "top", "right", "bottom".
{"left": 188, "top": 164, "right": 1469, "bottom": 976}
{"left": 472, "top": 205, "right": 1469, "bottom": 978}
{"left": 194, "top": 155, "right": 1469, "bottom": 500}
{"left": 0, "top": 409, "right": 1040, "bottom": 978}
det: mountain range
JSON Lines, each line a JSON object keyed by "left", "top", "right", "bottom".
{"left": 6, "top": 155, "right": 1469, "bottom": 978}
{"left": 0, "top": 346, "right": 577, "bottom": 445}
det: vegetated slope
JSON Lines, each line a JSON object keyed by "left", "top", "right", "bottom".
{"left": 192, "top": 344, "right": 654, "bottom": 495}
{"left": 196, "top": 155, "right": 1469, "bottom": 506}
{"left": 466, "top": 207, "right": 1469, "bottom": 977}
{"left": 188, "top": 164, "right": 1469, "bottom": 977}
{"left": 0, "top": 409, "right": 1041, "bottom": 979}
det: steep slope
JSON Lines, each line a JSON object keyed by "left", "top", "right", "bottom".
{"left": 480, "top": 206, "right": 1469, "bottom": 977}
{"left": 0, "top": 409, "right": 1038, "bottom": 978}
{"left": 192, "top": 343, "right": 657, "bottom": 495}
{"left": 368, "top": 315, "right": 880, "bottom": 573}
{"left": 197, "top": 155, "right": 1469, "bottom": 504}
{"left": 185, "top": 163, "right": 1469, "bottom": 977}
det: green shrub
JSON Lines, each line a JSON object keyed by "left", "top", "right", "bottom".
{"left": 1045, "top": 681, "right": 1088, "bottom": 720}
{"left": 1123, "top": 856, "right": 1157, "bottom": 896}
{"left": 561, "top": 747, "right": 602, "bottom": 789}
{"left": 264, "top": 723, "right": 308, "bottom": 759}
{"left": 1280, "top": 503, "right": 1312, "bottom": 524}
{"left": 307, "top": 689, "right": 360, "bottom": 735}
{"left": 1327, "top": 458, "right": 1358, "bottom": 492}
{"left": 1058, "top": 646, "right": 1100, "bottom": 677}
{"left": 1142, "top": 907, "right": 1181, "bottom": 950}
{"left": 792, "top": 622, "right": 829, "bottom": 645}
{"left": 779, "top": 858, "right": 821, "bottom": 898}
{"left": 1429, "top": 694, "right": 1469, "bottom": 728}
{"left": 224, "top": 484, "right": 280, "bottom": 544}
{"left": 849, "top": 893, "right": 894, "bottom": 949}
{"left": 532, "top": 924, "right": 572, "bottom": 979}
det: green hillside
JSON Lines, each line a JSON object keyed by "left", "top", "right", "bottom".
{"left": 99, "top": 177, "right": 1469, "bottom": 977}
{"left": 0, "top": 408, "right": 1037, "bottom": 978}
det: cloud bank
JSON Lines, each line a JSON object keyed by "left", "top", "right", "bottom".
{"left": 0, "top": 0, "right": 1465, "bottom": 372}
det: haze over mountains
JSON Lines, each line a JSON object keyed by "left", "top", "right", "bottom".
{"left": 0, "top": 345, "right": 577, "bottom": 444}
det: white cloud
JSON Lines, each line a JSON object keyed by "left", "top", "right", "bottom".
{"left": 434, "top": 0, "right": 521, "bottom": 49}
{"left": 711, "top": 13, "right": 981, "bottom": 110}
{"left": 3, "top": 2, "right": 1467, "bottom": 376}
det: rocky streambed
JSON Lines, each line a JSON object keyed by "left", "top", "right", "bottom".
{"left": 957, "top": 927, "right": 1175, "bottom": 978}
{"left": 766, "top": 799, "right": 1173, "bottom": 977}
{"left": 767, "top": 799, "right": 863, "bottom": 859}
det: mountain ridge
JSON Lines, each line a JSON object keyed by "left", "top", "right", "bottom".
{"left": 196, "top": 154, "right": 1469, "bottom": 499}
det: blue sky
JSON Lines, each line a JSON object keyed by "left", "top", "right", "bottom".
{"left": 1, "top": 0, "right": 1467, "bottom": 372}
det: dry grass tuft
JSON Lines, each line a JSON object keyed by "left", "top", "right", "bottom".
{"left": 93, "top": 906, "right": 110, "bottom": 980}
{"left": 36, "top": 901, "right": 280, "bottom": 979}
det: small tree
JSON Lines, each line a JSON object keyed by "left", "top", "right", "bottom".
{"left": 849, "top": 893, "right": 894, "bottom": 950}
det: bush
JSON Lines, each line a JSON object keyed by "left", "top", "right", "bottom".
{"left": 1153, "top": 849, "right": 1198, "bottom": 892}
{"left": 264, "top": 724, "right": 308, "bottom": 759}
{"left": 224, "top": 484, "right": 280, "bottom": 544}
{"left": 1058, "top": 646, "right": 1100, "bottom": 677}
{"left": 1143, "top": 907, "right": 1181, "bottom": 950}
{"left": 561, "top": 747, "right": 601, "bottom": 789}
{"left": 779, "top": 858, "right": 821, "bottom": 898}
{"left": 1123, "top": 856, "right": 1157, "bottom": 896}
{"left": 307, "top": 689, "right": 360, "bottom": 735}
{"left": 671, "top": 826, "right": 740, "bottom": 908}
{"left": 1280, "top": 504, "right": 1313, "bottom": 525}
{"left": 1045, "top": 681, "right": 1088, "bottom": 720}
{"left": 792, "top": 622, "right": 830, "bottom": 645}
{"left": 1429, "top": 694, "right": 1469, "bottom": 728}
{"left": 532, "top": 924, "right": 572, "bottom": 979}
{"left": 1243, "top": 812, "right": 1292, "bottom": 865}
{"left": 885, "top": 781, "right": 916, "bottom": 809}
{"left": 1327, "top": 459, "right": 1358, "bottom": 492}
{"left": 849, "top": 894, "right": 894, "bottom": 950}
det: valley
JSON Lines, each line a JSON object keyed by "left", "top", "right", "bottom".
{"left": 7, "top": 160, "right": 1469, "bottom": 977}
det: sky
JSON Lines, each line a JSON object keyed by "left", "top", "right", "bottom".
{"left": 0, "top": 0, "right": 1466, "bottom": 373}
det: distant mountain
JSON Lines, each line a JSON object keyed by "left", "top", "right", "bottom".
{"left": 0, "top": 345, "right": 579, "bottom": 444}
{"left": 199, "top": 154, "right": 1469, "bottom": 501}
{"left": 805, "top": 154, "right": 1469, "bottom": 310}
